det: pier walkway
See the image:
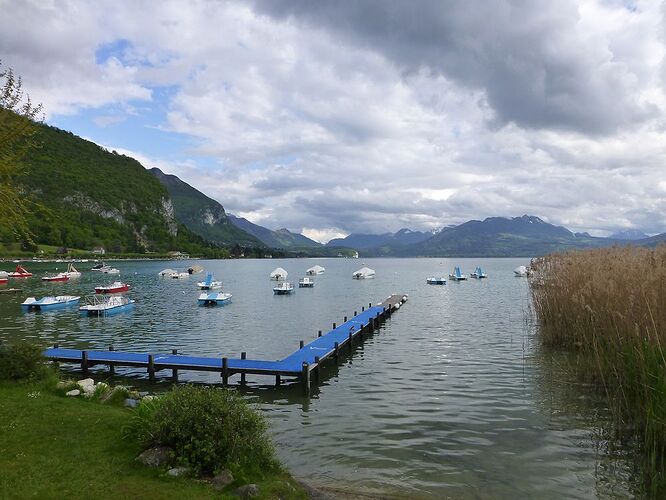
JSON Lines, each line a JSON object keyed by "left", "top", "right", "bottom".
{"left": 44, "top": 294, "right": 408, "bottom": 394}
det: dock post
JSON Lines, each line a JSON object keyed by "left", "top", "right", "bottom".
{"left": 109, "top": 345, "right": 115, "bottom": 376}
{"left": 359, "top": 326, "right": 364, "bottom": 341}
{"left": 362, "top": 306, "right": 365, "bottom": 312}
{"left": 348, "top": 332, "right": 353, "bottom": 353}
{"left": 334, "top": 342, "right": 339, "bottom": 362}
{"left": 344, "top": 316, "right": 347, "bottom": 322}
{"left": 81, "top": 350, "right": 88, "bottom": 374}
{"left": 299, "top": 340, "right": 304, "bottom": 349}
{"left": 333, "top": 322, "right": 336, "bottom": 329}
{"left": 240, "top": 352, "right": 246, "bottom": 385}
{"left": 222, "top": 357, "right": 229, "bottom": 386}
{"left": 171, "top": 349, "right": 178, "bottom": 383}
{"left": 354, "top": 311, "right": 357, "bottom": 316}
{"left": 302, "top": 362, "right": 311, "bottom": 396}
{"left": 275, "top": 375, "right": 281, "bottom": 387}
{"left": 314, "top": 356, "right": 320, "bottom": 383}
{"left": 369, "top": 302, "right": 372, "bottom": 309}
{"left": 148, "top": 354, "right": 155, "bottom": 382}
{"left": 318, "top": 330, "right": 322, "bottom": 337}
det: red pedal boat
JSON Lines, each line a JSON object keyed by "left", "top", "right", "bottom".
{"left": 42, "top": 273, "right": 70, "bottom": 282}
{"left": 95, "top": 281, "right": 130, "bottom": 294}
{"left": 8, "top": 265, "right": 32, "bottom": 278}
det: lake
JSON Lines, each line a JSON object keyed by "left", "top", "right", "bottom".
{"left": 0, "top": 257, "right": 633, "bottom": 498}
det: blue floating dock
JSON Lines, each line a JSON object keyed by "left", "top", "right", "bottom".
{"left": 44, "top": 294, "right": 408, "bottom": 394}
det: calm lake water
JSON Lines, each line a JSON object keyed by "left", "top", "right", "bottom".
{"left": 0, "top": 258, "right": 633, "bottom": 498}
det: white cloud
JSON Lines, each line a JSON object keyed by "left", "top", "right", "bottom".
{"left": 2, "top": 0, "right": 666, "bottom": 236}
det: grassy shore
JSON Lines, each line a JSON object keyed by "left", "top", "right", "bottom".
{"left": 530, "top": 246, "right": 666, "bottom": 495}
{"left": 0, "top": 379, "right": 306, "bottom": 499}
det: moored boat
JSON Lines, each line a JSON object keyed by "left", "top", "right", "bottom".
{"left": 95, "top": 281, "right": 130, "bottom": 294}
{"left": 352, "top": 267, "right": 375, "bottom": 279}
{"left": 0, "top": 271, "right": 8, "bottom": 284}
{"left": 79, "top": 295, "right": 135, "bottom": 316}
{"left": 64, "top": 263, "right": 82, "bottom": 278}
{"left": 470, "top": 267, "right": 487, "bottom": 279}
{"left": 514, "top": 265, "right": 529, "bottom": 277}
{"left": 102, "top": 267, "right": 120, "bottom": 274}
{"left": 270, "top": 267, "right": 288, "bottom": 281}
{"left": 8, "top": 265, "right": 32, "bottom": 278}
{"left": 273, "top": 282, "right": 294, "bottom": 294}
{"left": 448, "top": 266, "right": 467, "bottom": 281}
{"left": 21, "top": 295, "right": 80, "bottom": 311}
{"left": 298, "top": 277, "right": 315, "bottom": 288}
{"left": 197, "top": 273, "right": 222, "bottom": 290}
{"left": 197, "top": 291, "right": 232, "bottom": 306}
{"left": 426, "top": 277, "right": 446, "bottom": 285}
{"left": 42, "top": 272, "right": 70, "bottom": 283}
{"left": 170, "top": 271, "right": 189, "bottom": 279}
{"left": 91, "top": 262, "right": 107, "bottom": 271}
{"left": 306, "top": 265, "right": 325, "bottom": 275}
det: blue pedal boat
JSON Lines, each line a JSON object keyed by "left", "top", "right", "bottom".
{"left": 198, "top": 291, "right": 232, "bottom": 306}
{"left": 21, "top": 295, "right": 80, "bottom": 312}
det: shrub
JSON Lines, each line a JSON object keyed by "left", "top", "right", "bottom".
{"left": 0, "top": 340, "right": 49, "bottom": 381}
{"left": 124, "top": 385, "right": 278, "bottom": 476}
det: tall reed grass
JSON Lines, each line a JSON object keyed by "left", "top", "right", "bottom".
{"left": 531, "top": 245, "right": 666, "bottom": 495}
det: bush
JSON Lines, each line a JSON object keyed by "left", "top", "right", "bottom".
{"left": 0, "top": 340, "right": 49, "bottom": 381}
{"left": 124, "top": 385, "right": 278, "bottom": 476}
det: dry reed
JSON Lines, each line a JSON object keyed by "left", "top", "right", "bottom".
{"left": 531, "top": 245, "right": 666, "bottom": 495}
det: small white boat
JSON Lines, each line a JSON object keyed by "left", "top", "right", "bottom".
{"left": 471, "top": 267, "right": 487, "bottom": 279}
{"left": 158, "top": 268, "right": 178, "bottom": 277}
{"left": 64, "top": 263, "right": 81, "bottom": 278}
{"left": 102, "top": 267, "right": 120, "bottom": 275}
{"left": 21, "top": 295, "right": 80, "bottom": 311}
{"left": 426, "top": 277, "right": 446, "bottom": 285}
{"left": 198, "top": 291, "right": 232, "bottom": 306}
{"left": 514, "top": 265, "right": 529, "bottom": 277}
{"left": 91, "top": 262, "right": 107, "bottom": 272}
{"left": 80, "top": 295, "right": 135, "bottom": 316}
{"left": 448, "top": 266, "right": 467, "bottom": 281}
{"left": 273, "top": 282, "right": 294, "bottom": 295}
{"left": 270, "top": 267, "right": 288, "bottom": 281}
{"left": 188, "top": 265, "right": 204, "bottom": 275}
{"left": 41, "top": 272, "right": 69, "bottom": 282}
{"left": 169, "top": 272, "right": 189, "bottom": 279}
{"left": 0, "top": 271, "right": 7, "bottom": 284}
{"left": 299, "top": 277, "right": 315, "bottom": 288}
{"left": 352, "top": 267, "right": 375, "bottom": 279}
{"left": 197, "top": 273, "right": 222, "bottom": 290}
{"left": 306, "top": 265, "right": 325, "bottom": 275}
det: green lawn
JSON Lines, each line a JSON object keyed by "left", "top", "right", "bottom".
{"left": 0, "top": 381, "right": 306, "bottom": 499}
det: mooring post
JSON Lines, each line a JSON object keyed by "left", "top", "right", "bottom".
{"left": 314, "top": 356, "right": 321, "bottom": 383}
{"left": 344, "top": 316, "right": 348, "bottom": 322}
{"left": 171, "top": 349, "right": 178, "bottom": 383}
{"left": 333, "top": 322, "right": 336, "bottom": 329}
{"left": 318, "top": 330, "right": 322, "bottom": 337}
{"left": 369, "top": 302, "right": 372, "bottom": 309}
{"left": 109, "top": 345, "right": 115, "bottom": 376}
{"left": 240, "top": 352, "right": 246, "bottom": 385}
{"left": 362, "top": 306, "right": 365, "bottom": 312}
{"left": 348, "top": 332, "right": 353, "bottom": 353}
{"left": 299, "top": 340, "right": 304, "bottom": 349}
{"left": 275, "top": 374, "right": 281, "bottom": 387}
{"left": 81, "top": 350, "right": 88, "bottom": 374}
{"left": 302, "top": 362, "right": 311, "bottom": 396}
{"left": 222, "top": 357, "right": 229, "bottom": 386}
{"left": 148, "top": 354, "right": 155, "bottom": 382}
{"left": 334, "top": 342, "right": 339, "bottom": 362}
{"left": 354, "top": 311, "right": 357, "bottom": 316}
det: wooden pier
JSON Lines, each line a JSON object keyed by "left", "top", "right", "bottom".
{"left": 44, "top": 294, "right": 408, "bottom": 395}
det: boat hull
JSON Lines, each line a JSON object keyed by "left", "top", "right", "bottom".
{"left": 298, "top": 283, "right": 315, "bottom": 288}
{"left": 95, "top": 285, "right": 130, "bottom": 294}
{"left": 273, "top": 289, "right": 294, "bottom": 294}
{"left": 21, "top": 296, "right": 80, "bottom": 312}
{"left": 426, "top": 278, "right": 446, "bottom": 285}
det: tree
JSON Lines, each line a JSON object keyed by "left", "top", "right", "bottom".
{"left": 0, "top": 61, "right": 43, "bottom": 244}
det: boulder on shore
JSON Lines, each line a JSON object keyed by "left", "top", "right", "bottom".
{"left": 137, "top": 446, "right": 173, "bottom": 468}
{"left": 167, "top": 466, "right": 190, "bottom": 477}
{"left": 234, "top": 484, "right": 259, "bottom": 498}
{"left": 211, "top": 469, "right": 234, "bottom": 490}
{"left": 65, "top": 389, "right": 80, "bottom": 397}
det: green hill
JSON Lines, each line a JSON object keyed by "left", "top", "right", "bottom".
{"left": 149, "top": 168, "right": 262, "bottom": 247}
{"left": 9, "top": 122, "right": 226, "bottom": 256}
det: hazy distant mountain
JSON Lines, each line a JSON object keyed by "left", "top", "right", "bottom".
{"left": 609, "top": 229, "right": 649, "bottom": 240}
{"left": 228, "top": 214, "right": 321, "bottom": 249}
{"left": 327, "top": 228, "right": 433, "bottom": 249}
{"left": 150, "top": 168, "right": 262, "bottom": 247}
{"left": 358, "top": 215, "right": 615, "bottom": 257}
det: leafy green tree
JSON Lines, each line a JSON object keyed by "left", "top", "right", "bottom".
{"left": 0, "top": 62, "right": 43, "bottom": 244}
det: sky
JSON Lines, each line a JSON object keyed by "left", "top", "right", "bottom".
{"left": 2, "top": 0, "right": 666, "bottom": 242}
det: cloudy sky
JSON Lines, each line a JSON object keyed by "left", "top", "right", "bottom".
{"left": 2, "top": 0, "right": 665, "bottom": 241}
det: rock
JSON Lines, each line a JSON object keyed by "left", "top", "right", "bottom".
{"left": 211, "top": 469, "right": 234, "bottom": 490}
{"left": 77, "top": 378, "right": 95, "bottom": 394}
{"left": 65, "top": 389, "right": 80, "bottom": 397}
{"left": 137, "top": 446, "right": 173, "bottom": 468}
{"left": 234, "top": 484, "right": 259, "bottom": 498}
{"left": 124, "top": 398, "right": 138, "bottom": 408}
{"left": 166, "top": 466, "right": 190, "bottom": 477}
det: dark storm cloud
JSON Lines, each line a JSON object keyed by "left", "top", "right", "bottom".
{"left": 252, "top": 0, "right": 655, "bottom": 134}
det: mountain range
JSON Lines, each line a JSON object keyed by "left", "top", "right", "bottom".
{"left": 9, "top": 116, "right": 664, "bottom": 258}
